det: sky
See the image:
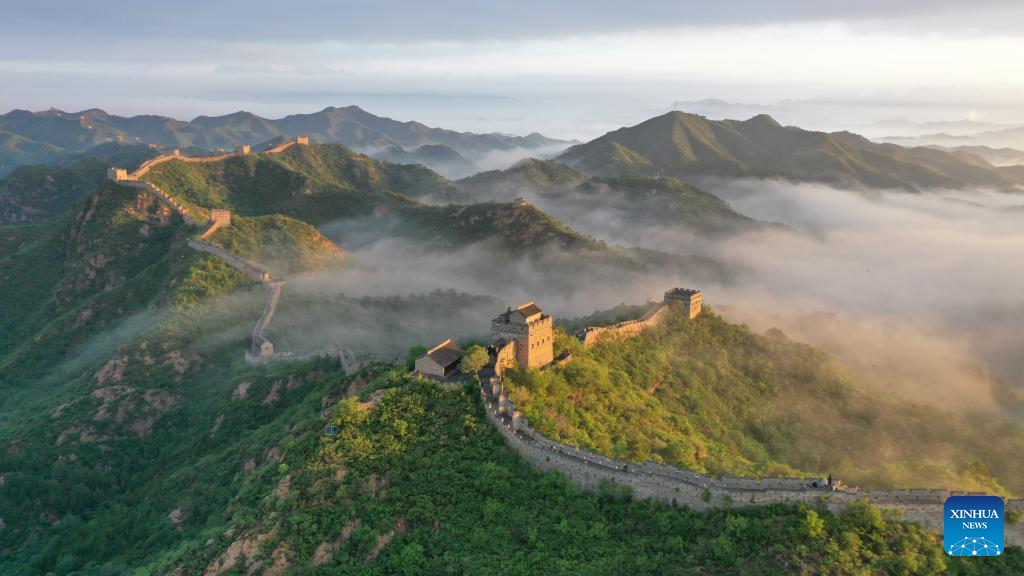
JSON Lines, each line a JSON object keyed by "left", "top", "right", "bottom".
{"left": 3, "top": 1, "right": 1024, "bottom": 139}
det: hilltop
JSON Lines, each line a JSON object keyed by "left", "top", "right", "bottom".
{"left": 0, "top": 106, "right": 572, "bottom": 176}
{"left": 457, "top": 158, "right": 767, "bottom": 237}
{"left": 505, "top": 306, "right": 1024, "bottom": 495}
{"left": 371, "top": 143, "right": 478, "bottom": 179}
{"left": 138, "top": 143, "right": 630, "bottom": 258}
{"left": 558, "top": 111, "right": 1024, "bottom": 190}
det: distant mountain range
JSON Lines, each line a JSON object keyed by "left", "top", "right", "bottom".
{"left": 457, "top": 158, "right": 767, "bottom": 237}
{"left": 370, "top": 143, "right": 479, "bottom": 179}
{"left": 878, "top": 127, "right": 1024, "bottom": 152}
{"left": 558, "top": 111, "right": 1024, "bottom": 191}
{"left": 925, "top": 145, "right": 1024, "bottom": 167}
{"left": 0, "top": 105, "right": 573, "bottom": 177}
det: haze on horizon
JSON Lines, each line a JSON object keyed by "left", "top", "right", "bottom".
{"left": 3, "top": 1, "right": 1024, "bottom": 139}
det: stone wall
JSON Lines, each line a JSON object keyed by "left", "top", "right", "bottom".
{"left": 198, "top": 210, "right": 231, "bottom": 240}
{"left": 577, "top": 302, "right": 671, "bottom": 348}
{"left": 187, "top": 239, "right": 271, "bottom": 282}
{"left": 251, "top": 280, "right": 285, "bottom": 357}
{"left": 264, "top": 137, "right": 309, "bottom": 155}
{"left": 107, "top": 145, "right": 311, "bottom": 361}
{"left": 131, "top": 150, "right": 237, "bottom": 179}
{"left": 481, "top": 378, "right": 1023, "bottom": 545}
{"left": 116, "top": 180, "right": 201, "bottom": 226}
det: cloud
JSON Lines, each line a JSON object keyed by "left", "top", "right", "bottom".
{"left": 6, "top": 2, "right": 1024, "bottom": 44}
{"left": 694, "top": 181, "right": 1024, "bottom": 405}
{"left": 432, "top": 174, "right": 1024, "bottom": 409}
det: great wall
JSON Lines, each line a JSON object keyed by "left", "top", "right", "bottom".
{"left": 107, "top": 137, "right": 311, "bottom": 360}
{"left": 107, "top": 139, "right": 1024, "bottom": 546}
{"left": 470, "top": 294, "right": 1024, "bottom": 546}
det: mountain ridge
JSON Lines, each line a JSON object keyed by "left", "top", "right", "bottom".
{"left": 559, "top": 111, "right": 1024, "bottom": 190}
{"left": 0, "top": 105, "right": 573, "bottom": 177}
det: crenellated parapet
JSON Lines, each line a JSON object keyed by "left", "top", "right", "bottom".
{"left": 479, "top": 374, "right": 1023, "bottom": 544}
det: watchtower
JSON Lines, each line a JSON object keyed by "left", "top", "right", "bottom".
{"left": 664, "top": 288, "right": 703, "bottom": 319}
{"left": 209, "top": 209, "right": 231, "bottom": 226}
{"left": 237, "top": 144, "right": 251, "bottom": 155}
{"left": 491, "top": 302, "right": 554, "bottom": 370}
{"left": 295, "top": 136, "right": 310, "bottom": 145}
{"left": 107, "top": 167, "right": 130, "bottom": 181}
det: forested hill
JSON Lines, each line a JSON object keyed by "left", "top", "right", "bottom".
{"left": 558, "top": 111, "right": 1024, "bottom": 190}
{"left": 6, "top": 367, "right": 1017, "bottom": 574}
{"left": 505, "top": 307, "right": 1024, "bottom": 496}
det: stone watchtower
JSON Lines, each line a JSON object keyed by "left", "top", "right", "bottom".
{"left": 664, "top": 288, "right": 703, "bottom": 319}
{"left": 491, "top": 302, "right": 554, "bottom": 370}
{"left": 107, "top": 167, "right": 131, "bottom": 181}
{"left": 209, "top": 209, "right": 231, "bottom": 226}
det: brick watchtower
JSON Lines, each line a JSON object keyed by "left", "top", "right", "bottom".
{"left": 491, "top": 302, "right": 554, "bottom": 370}
{"left": 664, "top": 288, "right": 703, "bottom": 319}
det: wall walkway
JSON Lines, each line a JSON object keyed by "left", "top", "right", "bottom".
{"left": 480, "top": 375, "right": 1024, "bottom": 545}
{"left": 107, "top": 138, "right": 311, "bottom": 360}
{"left": 576, "top": 301, "right": 671, "bottom": 347}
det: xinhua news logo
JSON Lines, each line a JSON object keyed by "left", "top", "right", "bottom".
{"left": 944, "top": 495, "right": 1004, "bottom": 557}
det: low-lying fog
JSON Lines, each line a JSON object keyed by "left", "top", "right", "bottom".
{"left": 702, "top": 180, "right": 1024, "bottom": 404}
{"left": 278, "top": 177, "right": 1022, "bottom": 409}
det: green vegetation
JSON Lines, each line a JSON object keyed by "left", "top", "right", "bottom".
{"left": 204, "top": 213, "right": 346, "bottom": 275}
{"left": 457, "top": 159, "right": 765, "bottom": 237}
{"left": 403, "top": 200, "right": 614, "bottom": 255}
{"left": 163, "top": 382, "right": 1021, "bottom": 575}
{"left": 0, "top": 182, "right": 195, "bottom": 388}
{"left": 1, "top": 121, "right": 1022, "bottom": 574}
{"left": 559, "top": 111, "right": 1024, "bottom": 190}
{"left": 459, "top": 344, "right": 489, "bottom": 375}
{"left": 141, "top": 144, "right": 636, "bottom": 258}
{"left": 458, "top": 158, "right": 586, "bottom": 194}
{"left": 0, "top": 158, "right": 109, "bottom": 223}
{"left": 141, "top": 144, "right": 450, "bottom": 224}
{"left": 581, "top": 175, "right": 761, "bottom": 234}
{"left": 0, "top": 128, "right": 66, "bottom": 176}
{"left": 506, "top": 307, "right": 1024, "bottom": 495}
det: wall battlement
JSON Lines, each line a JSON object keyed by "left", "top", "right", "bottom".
{"left": 480, "top": 377, "right": 1023, "bottom": 544}
{"left": 485, "top": 288, "right": 1021, "bottom": 545}
{"left": 576, "top": 287, "right": 701, "bottom": 348}
{"left": 199, "top": 209, "right": 232, "bottom": 239}
{"left": 576, "top": 301, "right": 671, "bottom": 347}
{"left": 106, "top": 142, "right": 313, "bottom": 360}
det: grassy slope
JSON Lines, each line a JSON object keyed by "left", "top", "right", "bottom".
{"left": 0, "top": 129, "right": 67, "bottom": 176}
{"left": 140, "top": 144, "right": 452, "bottom": 224}
{"left": 458, "top": 158, "right": 587, "bottom": 193}
{"left": 204, "top": 214, "right": 346, "bottom": 275}
{"left": 505, "top": 307, "right": 1024, "bottom": 496}
{"left": 142, "top": 144, "right": 628, "bottom": 258}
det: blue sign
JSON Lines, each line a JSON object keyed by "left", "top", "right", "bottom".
{"left": 324, "top": 425, "right": 339, "bottom": 436}
{"left": 945, "top": 495, "right": 1004, "bottom": 557}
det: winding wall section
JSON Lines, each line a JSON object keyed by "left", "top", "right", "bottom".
{"left": 108, "top": 138, "right": 310, "bottom": 359}
{"left": 480, "top": 375, "right": 1024, "bottom": 545}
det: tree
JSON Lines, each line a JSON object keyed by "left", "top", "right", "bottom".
{"left": 460, "top": 345, "right": 489, "bottom": 376}
{"left": 405, "top": 344, "right": 428, "bottom": 371}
